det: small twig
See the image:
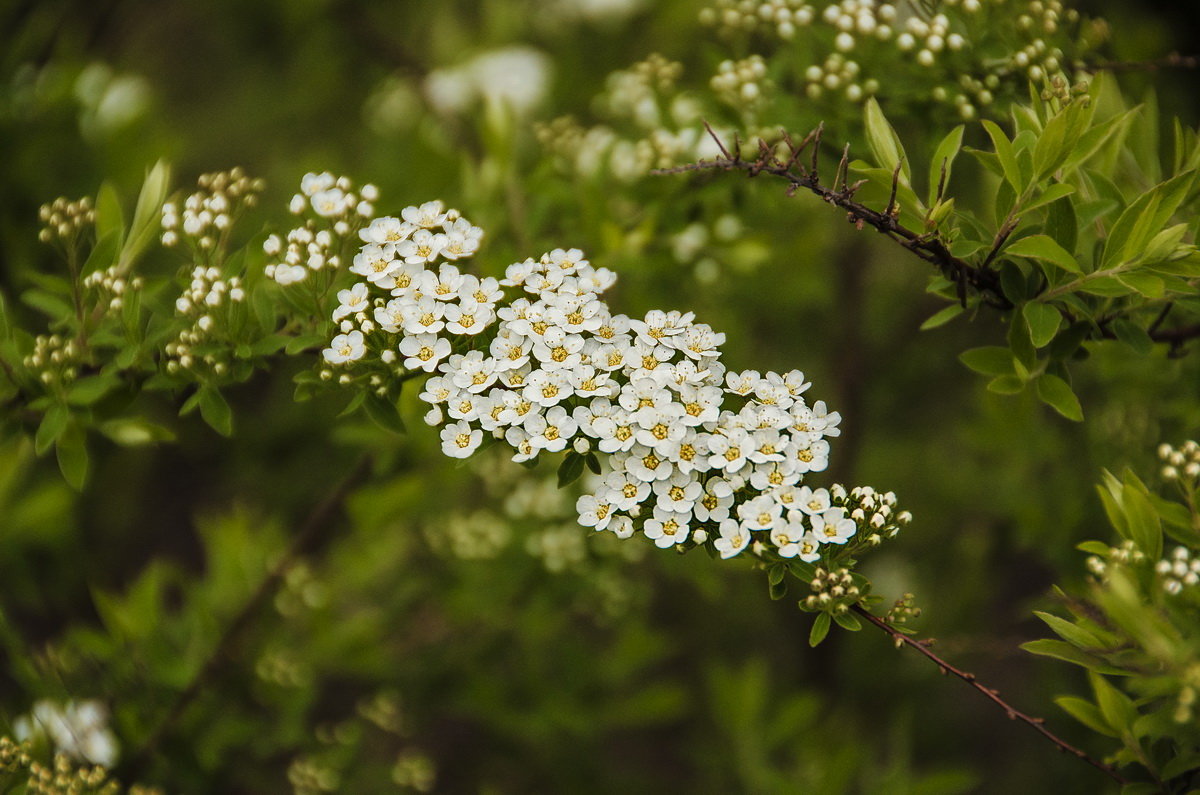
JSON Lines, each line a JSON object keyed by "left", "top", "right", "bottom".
{"left": 1077, "top": 52, "right": 1200, "bottom": 73}
{"left": 653, "top": 124, "right": 1012, "bottom": 310}
{"left": 123, "top": 453, "right": 374, "bottom": 778}
{"left": 851, "top": 604, "right": 1129, "bottom": 786}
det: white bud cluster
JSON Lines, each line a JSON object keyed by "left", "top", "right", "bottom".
{"left": 1156, "top": 546, "right": 1200, "bottom": 596}
{"left": 392, "top": 750, "right": 437, "bottom": 792}
{"left": 264, "top": 223, "right": 341, "bottom": 286}
{"left": 37, "top": 196, "right": 95, "bottom": 245}
{"left": 161, "top": 167, "right": 264, "bottom": 250}
{"left": 802, "top": 53, "right": 878, "bottom": 101}
{"left": 22, "top": 334, "right": 80, "bottom": 386}
{"left": 165, "top": 266, "right": 246, "bottom": 375}
{"left": 1159, "top": 440, "right": 1200, "bottom": 485}
{"left": 526, "top": 523, "right": 590, "bottom": 572}
{"left": 711, "top": 55, "right": 770, "bottom": 110}
{"left": 81, "top": 265, "right": 144, "bottom": 313}
{"left": 288, "top": 171, "right": 377, "bottom": 236}
{"left": 597, "top": 54, "right": 685, "bottom": 130}
{"left": 699, "top": 0, "right": 817, "bottom": 40}
{"left": 1086, "top": 539, "right": 1147, "bottom": 580}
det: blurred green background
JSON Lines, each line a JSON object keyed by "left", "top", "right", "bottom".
{"left": 2, "top": 0, "right": 1199, "bottom": 791}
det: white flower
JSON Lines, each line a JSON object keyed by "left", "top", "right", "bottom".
{"left": 794, "top": 486, "right": 831, "bottom": 516}
{"left": 441, "top": 420, "right": 483, "bottom": 458}
{"left": 653, "top": 470, "right": 702, "bottom": 513}
{"left": 360, "top": 216, "right": 414, "bottom": 244}
{"left": 323, "top": 330, "right": 366, "bottom": 364}
{"left": 525, "top": 406, "right": 578, "bottom": 452}
{"left": 643, "top": 507, "right": 691, "bottom": 548}
{"left": 812, "top": 507, "right": 856, "bottom": 544}
{"left": 577, "top": 493, "right": 616, "bottom": 530}
{"left": 332, "top": 283, "right": 371, "bottom": 321}
{"left": 401, "top": 200, "right": 447, "bottom": 229}
{"left": 714, "top": 518, "right": 750, "bottom": 558}
{"left": 400, "top": 334, "right": 452, "bottom": 372}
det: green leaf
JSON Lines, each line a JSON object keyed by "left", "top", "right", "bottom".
{"left": 1110, "top": 319, "right": 1153, "bottom": 354}
{"left": 832, "top": 611, "right": 861, "bottom": 631}
{"left": 1045, "top": 191, "right": 1078, "bottom": 253}
{"left": 197, "top": 386, "right": 233, "bottom": 436}
{"left": 1021, "top": 639, "right": 1128, "bottom": 675}
{"left": 363, "top": 392, "right": 407, "bottom": 435}
{"left": 1104, "top": 171, "right": 1195, "bottom": 269}
{"left": 864, "top": 98, "right": 910, "bottom": 184}
{"left": 959, "top": 346, "right": 1013, "bottom": 377}
{"left": 986, "top": 375, "right": 1025, "bottom": 395}
{"left": 55, "top": 422, "right": 89, "bottom": 491}
{"left": 1022, "top": 302, "right": 1062, "bottom": 348}
{"left": 1090, "top": 672, "right": 1139, "bottom": 735}
{"left": 66, "top": 375, "right": 118, "bottom": 406}
{"left": 1033, "top": 610, "right": 1105, "bottom": 650}
{"left": 982, "top": 119, "right": 1023, "bottom": 193}
{"left": 557, "top": 452, "right": 585, "bottom": 488}
{"left": 95, "top": 181, "right": 125, "bottom": 246}
{"left": 22, "top": 289, "right": 74, "bottom": 322}
{"left": 1116, "top": 271, "right": 1165, "bottom": 298}
{"left": 1160, "top": 752, "right": 1200, "bottom": 781}
{"left": 927, "top": 125, "right": 964, "bottom": 205}
{"left": 285, "top": 334, "right": 327, "bottom": 355}
{"left": 1121, "top": 484, "right": 1163, "bottom": 562}
{"left": 1020, "top": 183, "right": 1076, "bottom": 215}
{"left": 1077, "top": 540, "right": 1112, "bottom": 556}
{"left": 122, "top": 160, "right": 171, "bottom": 264}
{"left": 809, "top": 612, "right": 832, "bottom": 647}
{"left": 97, "top": 418, "right": 176, "bottom": 445}
{"left": 585, "top": 452, "right": 602, "bottom": 475}
{"left": 1055, "top": 696, "right": 1118, "bottom": 738}
{"left": 919, "top": 304, "right": 964, "bottom": 330}
{"left": 36, "top": 404, "right": 70, "bottom": 455}
{"left": 1006, "top": 234, "right": 1081, "bottom": 274}
{"left": 1036, "top": 374, "right": 1083, "bottom": 421}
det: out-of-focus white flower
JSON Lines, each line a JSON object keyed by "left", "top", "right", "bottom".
{"left": 14, "top": 699, "right": 119, "bottom": 767}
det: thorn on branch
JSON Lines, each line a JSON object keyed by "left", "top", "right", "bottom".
{"left": 835, "top": 143, "right": 851, "bottom": 192}
{"left": 810, "top": 123, "right": 824, "bottom": 179}
{"left": 703, "top": 120, "right": 732, "bottom": 161}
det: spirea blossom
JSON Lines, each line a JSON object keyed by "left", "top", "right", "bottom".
{"left": 318, "top": 195, "right": 910, "bottom": 569}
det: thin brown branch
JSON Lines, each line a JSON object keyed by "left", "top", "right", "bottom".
{"left": 122, "top": 453, "right": 374, "bottom": 778}
{"left": 851, "top": 603, "right": 1129, "bottom": 786}
{"left": 654, "top": 125, "right": 1013, "bottom": 310}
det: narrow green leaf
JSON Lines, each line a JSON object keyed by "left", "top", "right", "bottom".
{"left": 809, "top": 612, "right": 832, "bottom": 647}
{"left": 1022, "top": 302, "right": 1062, "bottom": 348}
{"left": 22, "top": 289, "right": 74, "bottom": 322}
{"left": 36, "top": 404, "right": 70, "bottom": 455}
{"left": 1020, "top": 183, "right": 1076, "bottom": 215}
{"left": 959, "top": 346, "right": 1013, "bottom": 377}
{"left": 95, "top": 181, "right": 125, "bottom": 245}
{"left": 1090, "top": 672, "right": 1139, "bottom": 735}
{"left": 1055, "top": 696, "right": 1118, "bottom": 738}
{"left": 197, "top": 386, "right": 233, "bottom": 436}
{"left": 982, "top": 119, "right": 1022, "bottom": 193}
{"left": 864, "top": 97, "right": 910, "bottom": 184}
{"left": 927, "top": 125, "right": 964, "bottom": 205}
{"left": 1033, "top": 611, "right": 1105, "bottom": 650}
{"left": 1021, "top": 639, "right": 1128, "bottom": 675}
{"left": 986, "top": 375, "right": 1025, "bottom": 395}
{"left": 1007, "top": 234, "right": 1081, "bottom": 274}
{"left": 97, "top": 418, "right": 176, "bottom": 446}
{"left": 66, "top": 375, "right": 118, "bottom": 406}
{"left": 1077, "top": 540, "right": 1112, "bottom": 556}
{"left": 919, "top": 304, "right": 964, "bottom": 330}
{"left": 1121, "top": 485, "right": 1163, "bottom": 562}
{"left": 55, "top": 422, "right": 89, "bottom": 491}
{"left": 1036, "top": 374, "right": 1083, "bottom": 421}
{"left": 1045, "top": 191, "right": 1078, "bottom": 253}
{"left": 1111, "top": 319, "right": 1153, "bottom": 355}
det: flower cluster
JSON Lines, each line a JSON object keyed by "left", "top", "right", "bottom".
{"left": 13, "top": 700, "right": 118, "bottom": 768}
{"left": 161, "top": 168, "right": 264, "bottom": 252}
{"left": 82, "top": 265, "right": 143, "bottom": 313}
{"left": 164, "top": 266, "right": 246, "bottom": 376}
{"left": 424, "top": 46, "right": 552, "bottom": 118}
{"left": 700, "top": 0, "right": 1099, "bottom": 118}
{"left": 1085, "top": 539, "right": 1146, "bottom": 579}
{"left": 711, "top": 55, "right": 771, "bottom": 111}
{"left": 37, "top": 197, "right": 95, "bottom": 247}
{"left": 319, "top": 197, "right": 908, "bottom": 570}
{"left": 287, "top": 172, "right": 377, "bottom": 231}
{"left": 23, "top": 334, "right": 81, "bottom": 386}
{"left": 537, "top": 55, "right": 715, "bottom": 181}
{"left": 1159, "top": 440, "right": 1200, "bottom": 484}
{"left": 1156, "top": 546, "right": 1200, "bottom": 596}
